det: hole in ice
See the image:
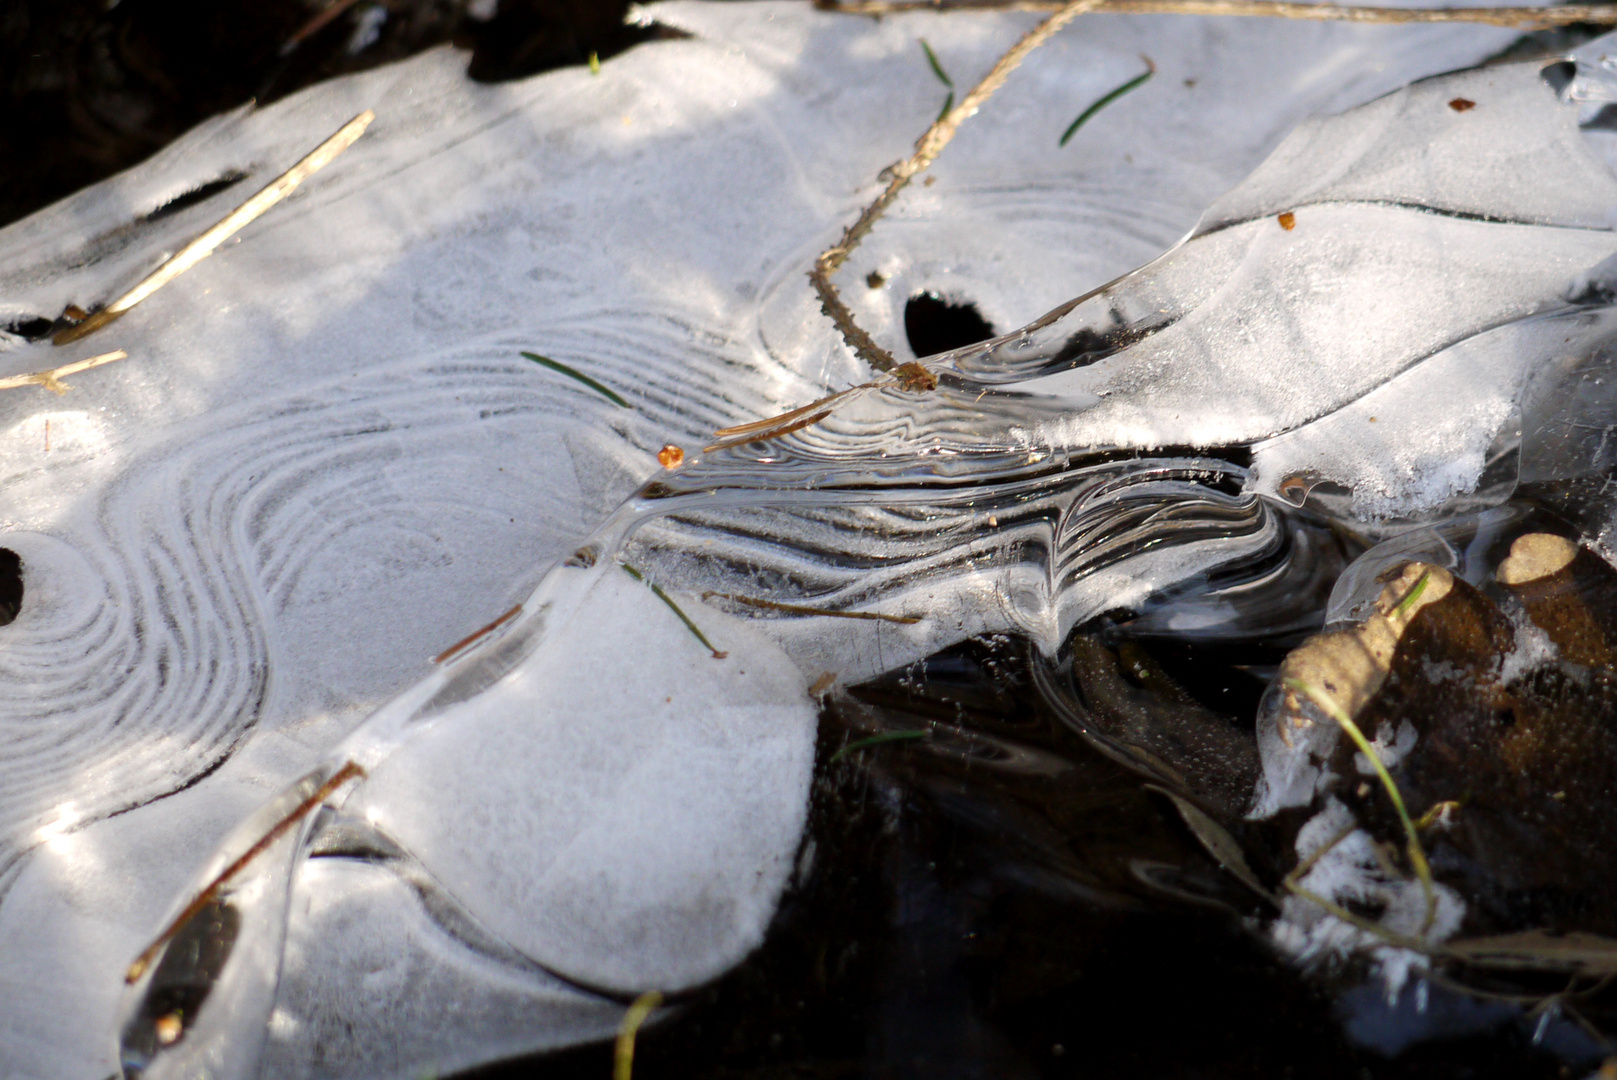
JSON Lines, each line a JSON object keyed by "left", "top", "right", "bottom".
{"left": 465, "top": 7, "right": 691, "bottom": 83}
{"left": 0, "top": 549, "right": 20, "bottom": 626}
{"left": 2, "top": 316, "right": 53, "bottom": 342}
{"left": 1541, "top": 59, "right": 1577, "bottom": 98}
{"left": 903, "top": 291, "right": 996, "bottom": 359}
{"left": 142, "top": 171, "right": 250, "bottom": 223}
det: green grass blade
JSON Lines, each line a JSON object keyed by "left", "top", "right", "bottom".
{"left": 919, "top": 39, "right": 953, "bottom": 88}
{"left": 1393, "top": 569, "right": 1431, "bottom": 618}
{"left": 936, "top": 90, "right": 954, "bottom": 125}
{"left": 1283, "top": 676, "right": 1438, "bottom": 934}
{"left": 622, "top": 564, "right": 727, "bottom": 658}
{"left": 520, "top": 351, "right": 629, "bottom": 408}
{"left": 830, "top": 729, "right": 930, "bottom": 763}
{"left": 1060, "top": 59, "right": 1155, "bottom": 147}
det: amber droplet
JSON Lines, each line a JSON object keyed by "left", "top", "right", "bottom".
{"left": 1448, "top": 97, "right": 1476, "bottom": 113}
{"left": 866, "top": 271, "right": 886, "bottom": 289}
{"left": 154, "top": 1011, "right": 183, "bottom": 1046}
{"left": 657, "top": 444, "right": 685, "bottom": 469}
{"left": 1277, "top": 211, "right": 1296, "bottom": 231}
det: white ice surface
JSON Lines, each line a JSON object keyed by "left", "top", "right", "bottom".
{"left": 0, "top": 4, "right": 1565, "bottom": 1076}
{"left": 355, "top": 564, "right": 818, "bottom": 995}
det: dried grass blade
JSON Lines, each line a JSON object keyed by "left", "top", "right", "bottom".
{"left": 1145, "top": 783, "right": 1274, "bottom": 903}
{"left": 1444, "top": 931, "right": 1617, "bottom": 977}
{"left": 703, "top": 591, "right": 921, "bottom": 623}
{"left": 614, "top": 990, "right": 664, "bottom": 1080}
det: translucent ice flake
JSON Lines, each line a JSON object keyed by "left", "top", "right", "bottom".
{"left": 921, "top": 54, "right": 1617, "bottom": 517}
{"left": 117, "top": 561, "right": 815, "bottom": 1079}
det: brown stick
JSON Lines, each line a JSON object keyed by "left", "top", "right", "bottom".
{"left": 703, "top": 591, "right": 923, "bottom": 623}
{"left": 816, "top": 0, "right": 1617, "bottom": 25}
{"left": 811, "top": 0, "right": 1105, "bottom": 371}
{"left": 125, "top": 762, "right": 366, "bottom": 983}
{"left": 433, "top": 603, "right": 524, "bottom": 664}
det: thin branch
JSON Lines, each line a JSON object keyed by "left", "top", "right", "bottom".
{"left": 432, "top": 603, "right": 524, "bottom": 665}
{"left": 0, "top": 349, "right": 127, "bottom": 393}
{"left": 126, "top": 762, "right": 366, "bottom": 983}
{"left": 817, "top": 0, "right": 1617, "bottom": 26}
{"left": 55, "top": 110, "right": 375, "bottom": 346}
{"left": 703, "top": 360, "right": 935, "bottom": 450}
{"left": 811, "top": 0, "right": 1104, "bottom": 371}
{"left": 703, "top": 591, "right": 922, "bottom": 623}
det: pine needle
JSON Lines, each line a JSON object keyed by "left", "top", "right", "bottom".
{"left": 126, "top": 762, "right": 366, "bottom": 983}
{"left": 521, "top": 352, "right": 631, "bottom": 407}
{"left": 1060, "top": 57, "right": 1154, "bottom": 146}
{"left": 830, "top": 729, "right": 931, "bottom": 762}
{"left": 622, "top": 565, "right": 727, "bottom": 658}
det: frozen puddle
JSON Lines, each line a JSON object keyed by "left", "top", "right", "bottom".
{"left": 1, "top": 3, "right": 1612, "bottom": 1076}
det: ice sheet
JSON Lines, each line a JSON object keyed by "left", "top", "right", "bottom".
{"left": 0, "top": 4, "right": 1567, "bottom": 1075}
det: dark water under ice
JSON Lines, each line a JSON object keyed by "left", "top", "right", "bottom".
{"left": 467, "top": 622, "right": 1613, "bottom": 1080}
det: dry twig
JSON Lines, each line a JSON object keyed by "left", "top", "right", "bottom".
{"left": 810, "top": 0, "right": 1104, "bottom": 372}
{"left": 816, "top": 0, "right": 1617, "bottom": 26}
{"left": 0, "top": 350, "right": 127, "bottom": 394}
{"left": 125, "top": 762, "right": 367, "bottom": 983}
{"left": 55, "top": 110, "right": 375, "bottom": 346}
{"left": 729, "top": 0, "right": 1097, "bottom": 446}
{"left": 703, "top": 591, "right": 922, "bottom": 623}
